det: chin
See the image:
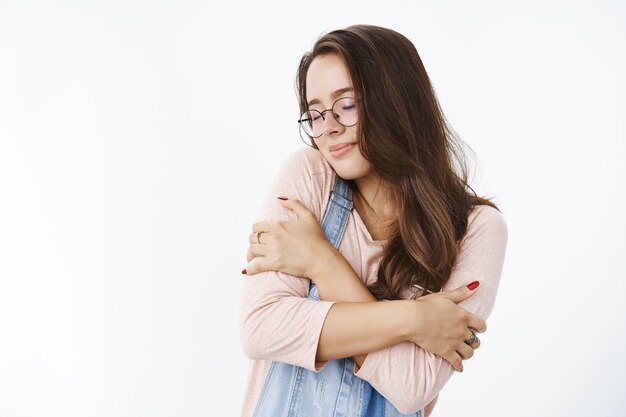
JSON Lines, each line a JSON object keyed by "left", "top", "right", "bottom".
{"left": 319, "top": 149, "right": 372, "bottom": 180}
{"left": 331, "top": 163, "right": 372, "bottom": 181}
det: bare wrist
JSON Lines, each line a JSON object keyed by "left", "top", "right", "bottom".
{"left": 382, "top": 300, "right": 416, "bottom": 345}
{"left": 308, "top": 243, "right": 343, "bottom": 281}
{"left": 400, "top": 300, "right": 422, "bottom": 344}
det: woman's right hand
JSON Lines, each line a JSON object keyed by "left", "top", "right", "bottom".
{"left": 407, "top": 282, "right": 486, "bottom": 372}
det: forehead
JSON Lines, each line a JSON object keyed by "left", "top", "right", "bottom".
{"left": 306, "top": 54, "right": 352, "bottom": 104}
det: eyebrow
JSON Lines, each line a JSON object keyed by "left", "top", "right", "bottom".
{"left": 307, "top": 87, "right": 354, "bottom": 107}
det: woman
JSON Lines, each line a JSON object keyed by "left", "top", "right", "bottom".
{"left": 239, "top": 24, "right": 508, "bottom": 417}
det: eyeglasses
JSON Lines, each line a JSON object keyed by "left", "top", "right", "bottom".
{"left": 297, "top": 97, "right": 358, "bottom": 147}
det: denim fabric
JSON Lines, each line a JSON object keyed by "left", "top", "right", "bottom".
{"left": 252, "top": 175, "right": 422, "bottom": 417}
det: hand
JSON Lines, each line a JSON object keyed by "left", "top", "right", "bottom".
{"left": 244, "top": 197, "right": 332, "bottom": 278}
{"left": 408, "top": 282, "right": 486, "bottom": 372}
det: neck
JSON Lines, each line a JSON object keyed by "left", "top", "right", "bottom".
{"left": 354, "top": 174, "right": 392, "bottom": 218}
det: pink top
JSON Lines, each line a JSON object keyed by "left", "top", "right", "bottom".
{"left": 239, "top": 147, "right": 508, "bottom": 417}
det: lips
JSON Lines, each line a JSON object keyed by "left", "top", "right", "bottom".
{"left": 329, "top": 142, "right": 357, "bottom": 158}
{"left": 330, "top": 142, "right": 357, "bottom": 152}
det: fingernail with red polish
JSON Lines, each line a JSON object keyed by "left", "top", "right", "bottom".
{"left": 467, "top": 281, "right": 479, "bottom": 290}
{"left": 277, "top": 196, "right": 288, "bottom": 201}
{"left": 241, "top": 269, "right": 247, "bottom": 275}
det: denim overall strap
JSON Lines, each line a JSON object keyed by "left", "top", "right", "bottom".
{"left": 322, "top": 175, "right": 353, "bottom": 248}
{"left": 252, "top": 174, "right": 422, "bottom": 417}
{"left": 307, "top": 175, "right": 353, "bottom": 302}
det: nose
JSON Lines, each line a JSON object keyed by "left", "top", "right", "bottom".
{"left": 320, "top": 110, "right": 343, "bottom": 137}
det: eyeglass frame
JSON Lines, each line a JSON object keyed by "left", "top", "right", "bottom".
{"left": 297, "top": 96, "right": 359, "bottom": 140}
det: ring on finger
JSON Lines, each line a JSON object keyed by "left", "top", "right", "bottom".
{"left": 464, "top": 329, "right": 478, "bottom": 346}
{"left": 256, "top": 231, "right": 264, "bottom": 244}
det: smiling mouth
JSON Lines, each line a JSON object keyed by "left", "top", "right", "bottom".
{"left": 331, "top": 143, "right": 356, "bottom": 152}
{"left": 330, "top": 143, "right": 356, "bottom": 157}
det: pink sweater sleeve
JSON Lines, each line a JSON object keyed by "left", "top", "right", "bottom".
{"left": 239, "top": 148, "right": 336, "bottom": 372}
{"left": 354, "top": 205, "right": 509, "bottom": 414}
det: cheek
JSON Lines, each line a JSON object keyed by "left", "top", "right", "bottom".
{"left": 353, "top": 158, "right": 373, "bottom": 177}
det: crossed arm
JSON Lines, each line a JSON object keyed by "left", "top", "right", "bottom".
{"left": 240, "top": 149, "right": 508, "bottom": 414}
{"left": 241, "top": 204, "right": 506, "bottom": 414}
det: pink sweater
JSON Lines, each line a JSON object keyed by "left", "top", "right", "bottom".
{"left": 239, "top": 147, "right": 508, "bottom": 417}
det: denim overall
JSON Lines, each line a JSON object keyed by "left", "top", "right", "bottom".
{"left": 252, "top": 176, "right": 422, "bottom": 417}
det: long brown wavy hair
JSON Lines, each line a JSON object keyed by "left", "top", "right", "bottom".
{"left": 296, "top": 24, "right": 500, "bottom": 300}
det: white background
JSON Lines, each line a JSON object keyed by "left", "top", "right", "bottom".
{"left": 1, "top": 1, "right": 625, "bottom": 416}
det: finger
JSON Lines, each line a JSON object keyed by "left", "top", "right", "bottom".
{"left": 468, "top": 315, "right": 487, "bottom": 333}
{"left": 464, "top": 329, "right": 481, "bottom": 350}
{"left": 252, "top": 221, "right": 275, "bottom": 233}
{"left": 243, "top": 256, "right": 270, "bottom": 276}
{"left": 445, "top": 351, "right": 464, "bottom": 372}
{"left": 249, "top": 231, "right": 272, "bottom": 245}
{"left": 470, "top": 336, "right": 481, "bottom": 350}
{"left": 247, "top": 243, "right": 269, "bottom": 260}
{"left": 278, "top": 198, "right": 317, "bottom": 222}
{"left": 439, "top": 281, "right": 480, "bottom": 304}
{"left": 456, "top": 342, "right": 474, "bottom": 361}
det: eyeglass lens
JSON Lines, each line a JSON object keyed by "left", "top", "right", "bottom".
{"left": 299, "top": 97, "right": 357, "bottom": 141}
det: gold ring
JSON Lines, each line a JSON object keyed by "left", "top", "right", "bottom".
{"left": 256, "top": 231, "right": 263, "bottom": 244}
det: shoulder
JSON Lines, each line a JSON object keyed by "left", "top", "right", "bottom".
{"left": 279, "top": 147, "right": 333, "bottom": 179}
{"left": 259, "top": 147, "right": 335, "bottom": 223}
{"left": 278, "top": 148, "right": 336, "bottom": 210}
{"left": 463, "top": 205, "right": 509, "bottom": 246}
{"left": 466, "top": 204, "right": 508, "bottom": 241}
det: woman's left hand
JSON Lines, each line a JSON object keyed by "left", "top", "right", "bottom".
{"left": 244, "top": 198, "right": 332, "bottom": 278}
